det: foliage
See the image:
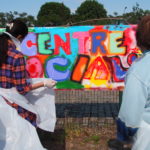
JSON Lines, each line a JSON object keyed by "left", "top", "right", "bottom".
{"left": 0, "top": 2, "right": 150, "bottom": 27}
{"left": 14, "top": 12, "right": 36, "bottom": 26}
{"left": 37, "top": 2, "right": 71, "bottom": 26}
{"left": 123, "top": 3, "right": 150, "bottom": 24}
{"left": 0, "top": 11, "right": 36, "bottom": 27}
{"left": 75, "top": 0, "right": 107, "bottom": 25}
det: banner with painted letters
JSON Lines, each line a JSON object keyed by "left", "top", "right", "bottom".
{"left": 0, "top": 25, "right": 140, "bottom": 89}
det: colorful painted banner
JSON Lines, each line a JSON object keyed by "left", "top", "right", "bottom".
{"left": 0, "top": 25, "right": 140, "bottom": 89}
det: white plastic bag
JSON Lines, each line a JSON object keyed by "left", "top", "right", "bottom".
{"left": 25, "top": 78, "right": 56, "bottom": 132}
{"left": 0, "top": 78, "right": 56, "bottom": 132}
{"left": 25, "top": 79, "right": 56, "bottom": 132}
{"left": 132, "top": 120, "right": 150, "bottom": 150}
{"left": 0, "top": 97, "right": 46, "bottom": 150}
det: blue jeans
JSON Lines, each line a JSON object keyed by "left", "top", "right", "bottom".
{"left": 116, "top": 118, "right": 138, "bottom": 142}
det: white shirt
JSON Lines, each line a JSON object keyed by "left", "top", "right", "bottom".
{"left": 118, "top": 51, "right": 150, "bottom": 128}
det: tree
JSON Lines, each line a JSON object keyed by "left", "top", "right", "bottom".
{"left": 16, "top": 12, "right": 36, "bottom": 27}
{"left": 123, "top": 3, "right": 150, "bottom": 24}
{"left": 37, "top": 2, "right": 71, "bottom": 26}
{"left": 0, "top": 12, "right": 6, "bottom": 27}
{"left": 75, "top": 0, "right": 107, "bottom": 25}
{"left": 0, "top": 11, "right": 36, "bottom": 27}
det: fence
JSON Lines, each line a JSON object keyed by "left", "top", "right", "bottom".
{"left": 55, "top": 89, "right": 121, "bottom": 128}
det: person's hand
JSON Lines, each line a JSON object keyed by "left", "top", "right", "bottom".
{"left": 43, "top": 79, "right": 57, "bottom": 88}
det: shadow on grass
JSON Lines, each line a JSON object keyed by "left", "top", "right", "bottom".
{"left": 37, "top": 128, "right": 66, "bottom": 150}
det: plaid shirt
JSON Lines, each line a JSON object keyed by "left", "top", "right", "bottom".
{"left": 0, "top": 43, "right": 31, "bottom": 95}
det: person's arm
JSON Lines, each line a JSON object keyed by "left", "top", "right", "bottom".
{"left": 13, "top": 55, "right": 31, "bottom": 94}
{"left": 13, "top": 55, "right": 57, "bottom": 94}
{"left": 117, "top": 71, "right": 147, "bottom": 141}
{"left": 30, "top": 82, "right": 44, "bottom": 90}
{"left": 30, "top": 79, "right": 57, "bottom": 90}
{"left": 119, "top": 72, "right": 147, "bottom": 126}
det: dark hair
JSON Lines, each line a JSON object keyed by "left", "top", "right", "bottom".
{"left": 0, "top": 19, "right": 28, "bottom": 67}
{"left": 6, "top": 19, "right": 28, "bottom": 39}
{"left": 136, "top": 15, "right": 150, "bottom": 50}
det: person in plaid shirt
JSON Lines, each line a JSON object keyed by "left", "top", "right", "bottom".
{"left": 0, "top": 42, "right": 31, "bottom": 95}
{"left": 0, "top": 19, "right": 56, "bottom": 127}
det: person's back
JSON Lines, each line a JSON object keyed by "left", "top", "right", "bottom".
{"left": 108, "top": 15, "right": 150, "bottom": 150}
{"left": 0, "top": 19, "right": 57, "bottom": 150}
{"left": 0, "top": 42, "right": 30, "bottom": 94}
{"left": 0, "top": 19, "right": 30, "bottom": 95}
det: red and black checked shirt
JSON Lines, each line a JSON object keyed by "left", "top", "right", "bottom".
{"left": 0, "top": 43, "right": 31, "bottom": 95}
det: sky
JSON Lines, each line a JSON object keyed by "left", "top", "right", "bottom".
{"left": 0, "top": 0, "right": 150, "bottom": 18}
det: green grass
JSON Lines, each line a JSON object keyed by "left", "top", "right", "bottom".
{"left": 84, "top": 135, "right": 101, "bottom": 144}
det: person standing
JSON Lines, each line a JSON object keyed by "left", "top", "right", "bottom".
{"left": 0, "top": 19, "right": 57, "bottom": 150}
{"left": 108, "top": 15, "right": 150, "bottom": 150}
